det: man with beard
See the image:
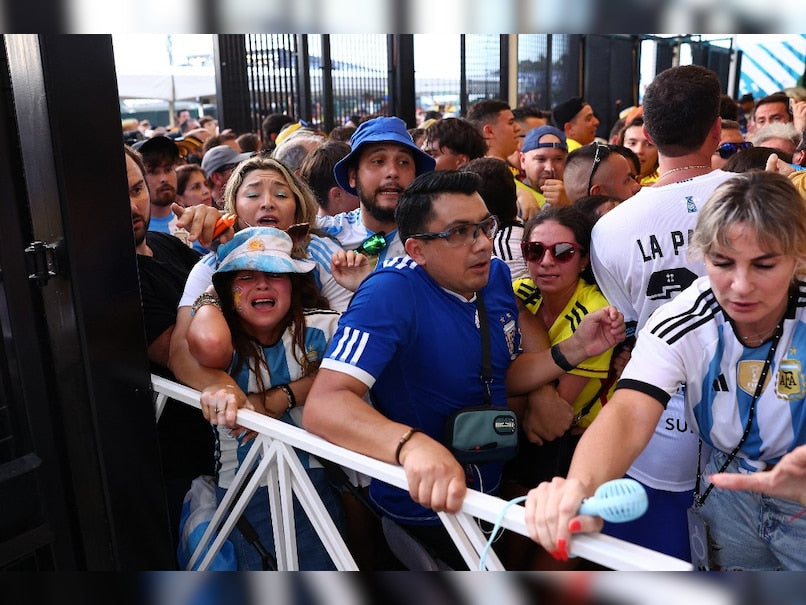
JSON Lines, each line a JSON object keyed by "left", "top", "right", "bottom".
{"left": 134, "top": 135, "right": 190, "bottom": 245}
{"left": 317, "top": 116, "right": 435, "bottom": 266}
{"left": 125, "top": 144, "right": 230, "bottom": 565}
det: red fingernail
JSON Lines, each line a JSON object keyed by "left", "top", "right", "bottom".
{"left": 557, "top": 539, "right": 568, "bottom": 562}
{"left": 569, "top": 519, "right": 582, "bottom": 532}
{"left": 549, "top": 550, "right": 561, "bottom": 561}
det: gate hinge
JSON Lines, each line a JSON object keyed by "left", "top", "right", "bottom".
{"left": 24, "top": 240, "right": 60, "bottom": 286}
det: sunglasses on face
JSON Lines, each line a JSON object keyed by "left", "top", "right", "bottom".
{"left": 409, "top": 215, "right": 499, "bottom": 247}
{"left": 520, "top": 241, "right": 581, "bottom": 263}
{"left": 355, "top": 232, "right": 388, "bottom": 256}
{"left": 717, "top": 141, "right": 752, "bottom": 159}
{"left": 587, "top": 142, "right": 612, "bottom": 194}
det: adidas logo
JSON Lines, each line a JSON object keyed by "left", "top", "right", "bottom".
{"left": 712, "top": 374, "right": 729, "bottom": 392}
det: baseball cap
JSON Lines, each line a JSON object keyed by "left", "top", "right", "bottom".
{"left": 521, "top": 125, "right": 567, "bottom": 153}
{"left": 333, "top": 116, "right": 436, "bottom": 195}
{"left": 132, "top": 135, "right": 180, "bottom": 161}
{"left": 552, "top": 97, "right": 586, "bottom": 131}
{"left": 201, "top": 145, "right": 252, "bottom": 178}
{"left": 212, "top": 226, "right": 316, "bottom": 292}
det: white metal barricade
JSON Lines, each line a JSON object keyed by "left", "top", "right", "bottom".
{"left": 151, "top": 374, "right": 692, "bottom": 571}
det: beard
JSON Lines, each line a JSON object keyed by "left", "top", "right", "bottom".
{"left": 133, "top": 212, "right": 150, "bottom": 247}
{"left": 151, "top": 189, "right": 175, "bottom": 207}
{"left": 356, "top": 182, "right": 397, "bottom": 224}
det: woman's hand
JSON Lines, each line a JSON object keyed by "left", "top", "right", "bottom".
{"left": 524, "top": 477, "right": 603, "bottom": 561}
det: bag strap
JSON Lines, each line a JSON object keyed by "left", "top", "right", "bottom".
{"left": 475, "top": 291, "right": 493, "bottom": 406}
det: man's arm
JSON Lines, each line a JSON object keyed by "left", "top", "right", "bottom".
{"left": 147, "top": 326, "right": 174, "bottom": 368}
{"left": 303, "top": 368, "right": 468, "bottom": 514}
{"left": 517, "top": 306, "right": 574, "bottom": 444}
{"left": 507, "top": 306, "right": 625, "bottom": 395}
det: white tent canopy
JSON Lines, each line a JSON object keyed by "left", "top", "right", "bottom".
{"left": 116, "top": 65, "right": 216, "bottom": 101}
{"left": 113, "top": 34, "right": 216, "bottom": 102}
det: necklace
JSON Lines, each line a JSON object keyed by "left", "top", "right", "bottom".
{"left": 656, "top": 164, "right": 711, "bottom": 182}
{"left": 739, "top": 325, "right": 778, "bottom": 346}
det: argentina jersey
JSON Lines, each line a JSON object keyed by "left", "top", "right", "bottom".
{"left": 316, "top": 207, "right": 405, "bottom": 265}
{"left": 623, "top": 276, "right": 806, "bottom": 471}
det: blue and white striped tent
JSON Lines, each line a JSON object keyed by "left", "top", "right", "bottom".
{"left": 739, "top": 34, "right": 806, "bottom": 98}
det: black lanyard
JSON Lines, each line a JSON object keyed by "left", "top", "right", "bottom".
{"left": 694, "top": 319, "right": 785, "bottom": 507}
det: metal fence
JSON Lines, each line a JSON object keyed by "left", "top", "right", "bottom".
{"left": 216, "top": 34, "right": 732, "bottom": 140}
{"left": 152, "top": 374, "right": 693, "bottom": 571}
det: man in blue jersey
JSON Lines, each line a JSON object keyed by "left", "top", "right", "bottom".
{"left": 304, "top": 170, "right": 624, "bottom": 568}
{"left": 317, "top": 115, "right": 436, "bottom": 265}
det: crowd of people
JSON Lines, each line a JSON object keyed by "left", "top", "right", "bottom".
{"left": 127, "top": 65, "right": 806, "bottom": 571}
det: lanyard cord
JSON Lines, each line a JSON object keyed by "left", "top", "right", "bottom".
{"left": 694, "top": 319, "right": 785, "bottom": 507}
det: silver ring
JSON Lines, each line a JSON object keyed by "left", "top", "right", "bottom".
{"left": 214, "top": 407, "right": 220, "bottom": 414}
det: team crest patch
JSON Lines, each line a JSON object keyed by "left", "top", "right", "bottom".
{"left": 501, "top": 315, "right": 517, "bottom": 357}
{"left": 775, "top": 358, "right": 805, "bottom": 400}
{"left": 737, "top": 360, "right": 771, "bottom": 396}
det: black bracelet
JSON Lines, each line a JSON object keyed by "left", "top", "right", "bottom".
{"left": 275, "top": 384, "right": 296, "bottom": 411}
{"left": 550, "top": 343, "right": 576, "bottom": 372}
{"left": 394, "top": 427, "right": 422, "bottom": 465}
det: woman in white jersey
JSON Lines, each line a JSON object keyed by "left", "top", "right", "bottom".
{"left": 524, "top": 171, "right": 806, "bottom": 570}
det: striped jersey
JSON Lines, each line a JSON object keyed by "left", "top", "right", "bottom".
{"left": 513, "top": 278, "right": 616, "bottom": 428}
{"left": 321, "top": 256, "right": 521, "bottom": 524}
{"left": 620, "top": 276, "right": 806, "bottom": 473}
{"left": 590, "top": 169, "right": 735, "bottom": 490}
{"left": 216, "top": 309, "right": 341, "bottom": 489}
{"left": 316, "top": 207, "right": 406, "bottom": 265}
{"left": 493, "top": 222, "right": 528, "bottom": 281}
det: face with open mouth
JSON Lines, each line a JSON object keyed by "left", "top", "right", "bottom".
{"left": 234, "top": 169, "right": 298, "bottom": 231}
{"left": 231, "top": 270, "right": 292, "bottom": 345}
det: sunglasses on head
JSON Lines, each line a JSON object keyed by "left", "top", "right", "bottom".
{"left": 717, "top": 141, "right": 752, "bottom": 159}
{"left": 355, "top": 232, "right": 388, "bottom": 256}
{"left": 587, "top": 142, "right": 612, "bottom": 194}
{"left": 520, "top": 241, "right": 581, "bottom": 263}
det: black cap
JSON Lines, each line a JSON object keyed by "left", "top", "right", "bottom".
{"left": 132, "top": 135, "right": 180, "bottom": 162}
{"left": 552, "top": 97, "right": 585, "bottom": 131}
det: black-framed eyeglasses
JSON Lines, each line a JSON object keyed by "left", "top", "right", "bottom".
{"left": 520, "top": 241, "right": 581, "bottom": 264}
{"left": 355, "top": 232, "right": 388, "bottom": 256}
{"left": 409, "top": 215, "right": 499, "bottom": 247}
{"left": 587, "top": 142, "right": 612, "bottom": 194}
{"left": 717, "top": 141, "right": 753, "bottom": 159}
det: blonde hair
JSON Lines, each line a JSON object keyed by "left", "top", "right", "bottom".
{"left": 222, "top": 155, "right": 320, "bottom": 257}
{"left": 690, "top": 171, "right": 806, "bottom": 274}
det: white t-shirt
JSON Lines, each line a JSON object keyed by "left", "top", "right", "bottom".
{"left": 590, "top": 169, "right": 734, "bottom": 490}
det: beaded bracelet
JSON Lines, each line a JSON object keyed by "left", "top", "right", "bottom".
{"left": 190, "top": 292, "right": 221, "bottom": 317}
{"left": 275, "top": 384, "right": 296, "bottom": 411}
{"left": 394, "top": 427, "right": 422, "bottom": 465}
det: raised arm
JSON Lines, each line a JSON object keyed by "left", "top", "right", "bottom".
{"left": 507, "top": 305, "right": 625, "bottom": 395}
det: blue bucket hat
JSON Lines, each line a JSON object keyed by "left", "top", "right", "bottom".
{"left": 213, "top": 227, "right": 315, "bottom": 290}
{"left": 521, "top": 125, "right": 568, "bottom": 153}
{"left": 333, "top": 116, "right": 436, "bottom": 195}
